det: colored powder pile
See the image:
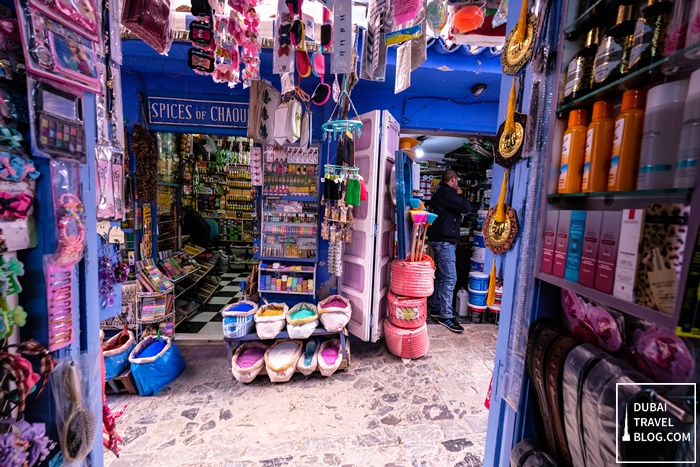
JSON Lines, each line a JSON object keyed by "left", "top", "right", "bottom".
{"left": 260, "top": 306, "right": 285, "bottom": 317}
{"left": 228, "top": 302, "right": 254, "bottom": 312}
{"left": 290, "top": 308, "right": 315, "bottom": 321}
{"left": 137, "top": 339, "right": 166, "bottom": 359}
{"left": 268, "top": 341, "right": 300, "bottom": 368}
{"left": 236, "top": 347, "right": 265, "bottom": 368}
{"left": 303, "top": 341, "right": 317, "bottom": 366}
{"left": 323, "top": 298, "right": 347, "bottom": 309}
{"left": 321, "top": 344, "right": 339, "bottom": 365}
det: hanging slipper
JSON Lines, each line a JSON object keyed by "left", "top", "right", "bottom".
{"left": 296, "top": 49, "right": 312, "bottom": 78}
{"left": 321, "top": 6, "right": 333, "bottom": 52}
{"left": 285, "top": 0, "right": 303, "bottom": 16}
{"left": 311, "top": 53, "right": 331, "bottom": 105}
{"left": 290, "top": 19, "right": 305, "bottom": 47}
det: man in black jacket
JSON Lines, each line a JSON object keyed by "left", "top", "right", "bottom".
{"left": 426, "top": 169, "right": 472, "bottom": 333}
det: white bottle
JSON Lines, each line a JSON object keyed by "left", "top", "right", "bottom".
{"left": 636, "top": 79, "right": 689, "bottom": 190}
{"left": 674, "top": 69, "right": 700, "bottom": 188}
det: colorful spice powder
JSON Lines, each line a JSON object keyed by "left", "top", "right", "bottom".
{"left": 323, "top": 298, "right": 347, "bottom": 309}
{"left": 290, "top": 308, "right": 315, "bottom": 321}
{"left": 321, "top": 344, "right": 339, "bottom": 365}
{"left": 237, "top": 347, "right": 265, "bottom": 368}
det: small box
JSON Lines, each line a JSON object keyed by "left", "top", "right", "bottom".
{"left": 613, "top": 209, "right": 646, "bottom": 302}
{"left": 595, "top": 211, "right": 622, "bottom": 294}
{"left": 565, "top": 211, "right": 587, "bottom": 283}
{"left": 578, "top": 211, "right": 603, "bottom": 288}
{"left": 552, "top": 211, "right": 572, "bottom": 278}
{"left": 540, "top": 210, "right": 559, "bottom": 274}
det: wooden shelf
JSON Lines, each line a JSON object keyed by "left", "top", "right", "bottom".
{"left": 536, "top": 272, "right": 676, "bottom": 328}
{"left": 259, "top": 289, "right": 314, "bottom": 296}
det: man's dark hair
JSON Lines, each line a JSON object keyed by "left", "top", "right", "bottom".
{"left": 442, "top": 169, "right": 458, "bottom": 183}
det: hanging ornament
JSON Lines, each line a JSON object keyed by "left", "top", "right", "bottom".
{"left": 495, "top": 78, "right": 527, "bottom": 168}
{"left": 427, "top": 1, "right": 448, "bottom": 36}
{"left": 483, "top": 169, "right": 518, "bottom": 254}
{"left": 501, "top": 0, "right": 537, "bottom": 75}
{"left": 453, "top": 5, "right": 485, "bottom": 34}
{"left": 99, "top": 235, "right": 116, "bottom": 308}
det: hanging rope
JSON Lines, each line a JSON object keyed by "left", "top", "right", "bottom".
{"left": 495, "top": 168, "right": 510, "bottom": 224}
{"left": 515, "top": 0, "right": 529, "bottom": 43}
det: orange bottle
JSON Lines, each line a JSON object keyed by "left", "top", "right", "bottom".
{"left": 608, "top": 89, "right": 647, "bottom": 191}
{"left": 582, "top": 101, "right": 615, "bottom": 192}
{"left": 558, "top": 109, "right": 588, "bottom": 194}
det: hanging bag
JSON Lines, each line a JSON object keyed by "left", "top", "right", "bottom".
{"left": 128, "top": 336, "right": 185, "bottom": 396}
{"left": 121, "top": 0, "right": 174, "bottom": 55}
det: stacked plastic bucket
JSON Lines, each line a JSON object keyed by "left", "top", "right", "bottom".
{"left": 467, "top": 271, "right": 489, "bottom": 322}
{"left": 471, "top": 221, "right": 488, "bottom": 272}
{"left": 385, "top": 256, "right": 433, "bottom": 359}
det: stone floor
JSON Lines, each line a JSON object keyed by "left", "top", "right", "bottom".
{"left": 104, "top": 322, "right": 498, "bottom": 467}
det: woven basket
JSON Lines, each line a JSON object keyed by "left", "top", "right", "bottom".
{"left": 255, "top": 302, "right": 288, "bottom": 339}
{"left": 318, "top": 295, "right": 352, "bottom": 332}
{"left": 384, "top": 321, "right": 430, "bottom": 359}
{"left": 222, "top": 300, "right": 258, "bottom": 339}
{"left": 390, "top": 255, "right": 435, "bottom": 297}
{"left": 387, "top": 292, "right": 427, "bottom": 330}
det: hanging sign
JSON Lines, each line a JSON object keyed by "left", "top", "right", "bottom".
{"left": 147, "top": 97, "right": 248, "bottom": 128}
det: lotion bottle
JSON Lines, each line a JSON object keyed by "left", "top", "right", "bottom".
{"left": 558, "top": 109, "right": 588, "bottom": 194}
{"left": 608, "top": 89, "right": 647, "bottom": 191}
{"left": 583, "top": 100, "right": 615, "bottom": 192}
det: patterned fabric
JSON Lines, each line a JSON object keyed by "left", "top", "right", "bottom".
{"left": 0, "top": 340, "right": 56, "bottom": 414}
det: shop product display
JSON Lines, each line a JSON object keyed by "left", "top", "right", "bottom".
{"left": 264, "top": 339, "right": 302, "bottom": 382}
{"left": 629, "top": 326, "right": 695, "bottom": 383}
{"left": 121, "top": 0, "right": 173, "bottom": 55}
{"left": 322, "top": 165, "right": 360, "bottom": 276}
{"left": 58, "top": 360, "right": 96, "bottom": 463}
{"left": 561, "top": 289, "right": 624, "bottom": 352}
{"left": 581, "top": 101, "right": 614, "bottom": 192}
{"left": 592, "top": 4, "right": 637, "bottom": 88}
{"left": 128, "top": 335, "right": 186, "bottom": 396}
{"left": 221, "top": 300, "right": 258, "bottom": 339}
{"left": 630, "top": 0, "right": 674, "bottom": 72}
{"left": 608, "top": 89, "right": 646, "bottom": 191}
{"left": 297, "top": 339, "right": 319, "bottom": 376}
{"left": 317, "top": 338, "right": 342, "bottom": 377}
{"left": 254, "top": 302, "right": 288, "bottom": 338}
{"left": 558, "top": 109, "right": 588, "bottom": 193}
{"left": 636, "top": 80, "right": 689, "bottom": 189}
{"left": 674, "top": 68, "right": 700, "bottom": 187}
{"left": 564, "top": 28, "right": 601, "bottom": 104}
{"left": 318, "top": 295, "right": 352, "bottom": 332}
{"left": 101, "top": 327, "right": 136, "bottom": 382}
{"left": 231, "top": 342, "right": 268, "bottom": 384}
{"left": 286, "top": 302, "right": 319, "bottom": 339}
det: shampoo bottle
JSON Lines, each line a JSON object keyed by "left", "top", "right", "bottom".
{"left": 558, "top": 109, "right": 588, "bottom": 194}
{"left": 674, "top": 68, "right": 700, "bottom": 188}
{"left": 608, "top": 89, "right": 647, "bottom": 191}
{"left": 582, "top": 100, "right": 615, "bottom": 192}
{"left": 637, "top": 79, "right": 689, "bottom": 190}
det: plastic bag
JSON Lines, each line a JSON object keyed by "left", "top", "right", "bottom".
{"left": 629, "top": 327, "right": 695, "bottom": 383}
{"left": 129, "top": 336, "right": 186, "bottom": 396}
{"left": 101, "top": 329, "right": 136, "bottom": 381}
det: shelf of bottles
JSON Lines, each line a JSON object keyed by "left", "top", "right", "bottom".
{"left": 261, "top": 146, "right": 320, "bottom": 261}
{"left": 156, "top": 133, "right": 180, "bottom": 253}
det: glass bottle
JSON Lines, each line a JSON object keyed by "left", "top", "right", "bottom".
{"left": 564, "top": 28, "right": 602, "bottom": 104}
{"left": 629, "top": 0, "right": 674, "bottom": 72}
{"left": 593, "top": 4, "right": 637, "bottom": 88}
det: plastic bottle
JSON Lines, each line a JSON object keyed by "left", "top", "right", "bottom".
{"left": 629, "top": 0, "right": 674, "bottom": 72}
{"left": 564, "top": 28, "right": 602, "bottom": 104}
{"left": 593, "top": 4, "right": 637, "bottom": 88}
{"left": 674, "top": 69, "right": 700, "bottom": 188}
{"left": 608, "top": 89, "right": 647, "bottom": 191}
{"left": 684, "top": 0, "right": 700, "bottom": 60}
{"left": 637, "top": 80, "right": 690, "bottom": 190}
{"left": 558, "top": 109, "right": 588, "bottom": 194}
{"left": 582, "top": 101, "right": 615, "bottom": 192}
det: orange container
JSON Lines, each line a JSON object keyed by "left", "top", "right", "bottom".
{"left": 608, "top": 89, "right": 647, "bottom": 191}
{"left": 582, "top": 101, "right": 615, "bottom": 192}
{"left": 558, "top": 109, "right": 588, "bottom": 194}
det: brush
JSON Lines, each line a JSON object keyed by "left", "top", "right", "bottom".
{"left": 409, "top": 198, "right": 422, "bottom": 209}
{"left": 410, "top": 210, "right": 428, "bottom": 261}
{"left": 417, "top": 213, "right": 438, "bottom": 262}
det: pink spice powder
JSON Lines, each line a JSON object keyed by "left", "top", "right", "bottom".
{"left": 321, "top": 345, "right": 339, "bottom": 365}
{"left": 237, "top": 347, "right": 265, "bottom": 368}
{"left": 324, "top": 298, "right": 347, "bottom": 309}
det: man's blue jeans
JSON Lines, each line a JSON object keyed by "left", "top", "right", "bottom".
{"left": 428, "top": 241, "right": 457, "bottom": 319}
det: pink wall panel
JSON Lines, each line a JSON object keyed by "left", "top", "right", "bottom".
{"left": 345, "top": 231, "right": 367, "bottom": 258}
{"left": 341, "top": 262, "right": 366, "bottom": 293}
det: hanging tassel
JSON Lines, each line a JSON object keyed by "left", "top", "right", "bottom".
{"left": 515, "top": 0, "right": 529, "bottom": 43}
{"left": 504, "top": 78, "right": 517, "bottom": 134}
{"left": 495, "top": 168, "right": 510, "bottom": 223}
{"left": 487, "top": 258, "right": 497, "bottom": 306}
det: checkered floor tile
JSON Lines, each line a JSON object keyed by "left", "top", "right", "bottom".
{"left": 175, "top": 272, "right": 250, "bottom": 338}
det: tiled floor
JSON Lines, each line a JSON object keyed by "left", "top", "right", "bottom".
{"left": 175, "top": 272, "right": 248, "bottom": 341}
{"left": 105, "top": 322, "right": 498, "bottom": 467}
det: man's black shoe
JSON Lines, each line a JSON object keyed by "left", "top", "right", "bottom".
{"left": 437, "top": 318, "right": 464, "bottom": 333}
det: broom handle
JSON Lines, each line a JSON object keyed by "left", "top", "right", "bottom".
{"left": 410, "top": 224, "right": 418, "bottom": 262}
{"left": 418, "top": 225, "right": 428, "bottom": 261}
